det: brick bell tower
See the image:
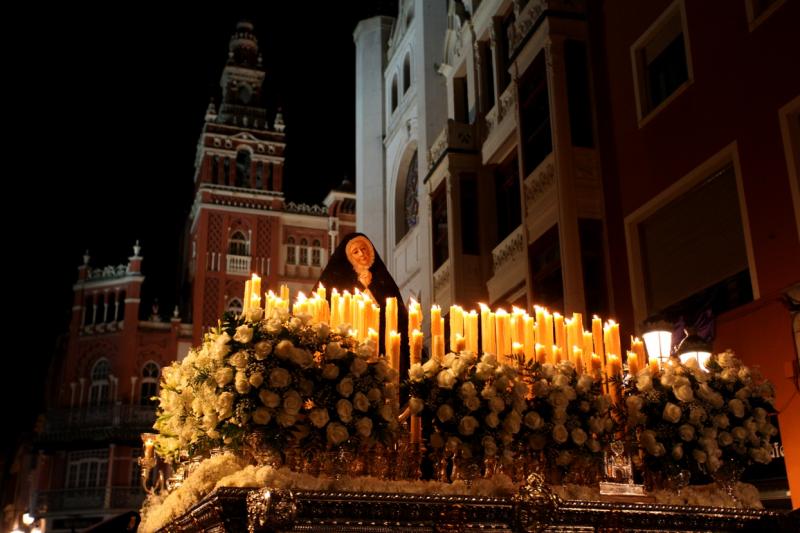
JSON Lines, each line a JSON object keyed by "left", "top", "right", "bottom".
{"left": 185, "top": 20, "right": 287, "bottom": 343}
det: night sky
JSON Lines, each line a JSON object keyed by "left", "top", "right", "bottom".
{"left": 4, "top": 3, "right": 396, "bottom": 459}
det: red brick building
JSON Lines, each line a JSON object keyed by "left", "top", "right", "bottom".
{"left": 5, "top": 20, "right": 356, "bottom": 532}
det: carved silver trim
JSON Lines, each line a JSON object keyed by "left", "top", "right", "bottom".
{"left": 492, "top": 226, "right": 524, "bottom": 274}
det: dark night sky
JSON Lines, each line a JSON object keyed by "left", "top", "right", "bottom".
{"left": 3, "top": 3, "right": 396, "bottom": 458}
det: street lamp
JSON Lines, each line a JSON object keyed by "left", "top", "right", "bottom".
{"left": 642, "top": 317, "right": 673, "bottom": 365}
{"left": 675, "top": 327, "right": 712, "bottom": 370}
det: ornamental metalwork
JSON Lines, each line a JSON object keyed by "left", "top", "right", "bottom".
{"left": 404, "top": 150, "right": 419, "bottom": 231}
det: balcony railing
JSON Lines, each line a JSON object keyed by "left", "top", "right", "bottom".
{"left": 39, "top": 405, "right": 156, "bottom": 442}
{"left": 35, "top": 486, "right": 145, "bottom": 514}
{"left": 226, "top": 254, "right": 252, "bottom": 276}
{"left": 427, "top": 120, "right": 477, "bottom": 172}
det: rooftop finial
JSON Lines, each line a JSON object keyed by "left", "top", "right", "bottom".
{"left": 133, "top": 240, "right": 141, "bottom": 257}
{"left": 83, "top": 250, "right": 90, "bottom": 266}
{"left": 274, "top": 108, "right": 285, "bottom": 133}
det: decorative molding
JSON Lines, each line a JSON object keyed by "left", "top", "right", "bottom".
{"left": 508, "top": 0, "right": 586, "bottom": 58}
{"left": 433, "top": 260, "right": 451, "bottom": 294}
{"left": 492, "top": 225, "right": 524, "bottom": 274}
{"left": 485, "top": 83, "right": 517, "bottom": 136}
{"left": 87, "top": 264, "right": 130, "bottom": 280}
{"left": 428, "top": 121, "right": 476, "bottom": 171}
{"left": 524, "top": 160, "right": 556, "bottom": 215}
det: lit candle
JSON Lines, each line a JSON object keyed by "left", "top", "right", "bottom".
{"left": 534, "top": 306, "right": 546, "bottom": 347}
{"left": 357, "top": 300, "right": 366, "bottom": 342}
{"left": 495, "top": 309, "right": 509, "bottom": 359}
{"left": 565, "top": 317, "right": 578, "bottom": 356}
{"left": 251, "top": 274, "right": 261, "bottom": 308}
{"left": 479, "top": 303, "right": 490, "bottom": 354}
{"left": 592, "top": 315, "right": 604, "bottom": 362}
{"left": 609, "top": 320, "right": 621, "bottom": 361}
{"left": 573, "top": 346, "right": 584, "bottom": 375}
{"left": 455, "top": 333, "right": 466, "bottom": 353}
{"left": 386, "top": 297, "right": 397, "bottom": 356}
{"left": 410, "top": 329, "right": 424, "bottom": 364}
{"left": 432, "top": 335, "right": 445, "bottom": 361}
{"left": 544, "top": 311, "right": 554, "bottom": 361}
{"left": 512, "top": 341, "right": 524, "bottom": 358}
{"left": 591, "top": 353, "right": 602, "bottom": 379}
{"left": 627, "top": 351, "right": 640, "bottom": 376}
{"left": 487, "top": 312, "right": 496, "bottom": 355}
{"left": 431, "top": 305, "right": 442, "bottom": 336}
{"left": 280, "top": 284, "right": 289, "bottom": 302}
{"left": 631, "top": 336, "right": 646, "bottom": 371}
{"left": 342, "top": 291, "right": 352, "bottom": 327}
{"left": 243, "top": 280, "right": 252, "bottom": 313}
{"left": 389, "top": 330, "right": 401, "bottom": 373}
{"left": 582, "top": 331, "right": 594, "bottom": 371}
{"left": 552, "top": 345, "right": 561, "bottom": 364}
{"left": 572, "top": 313, "right": 584, "bottom": 343}
{"left": 449, "top": 305, "right": 463, "bottom": 353}
{"left": 465, "top": 310, "right": 479, "bottom": 353}
{"left": 144, "top": 435, "right": 155, "bottom": 460}
{"left": 523, "top": 315, "right": 535, "bottom": 362}
{"left": 408, "top": 298, "right": 422, "bottom": 345}
{"left": 535, "top": 343, "right": 547, "bottom": 365}
{"left": 554, "top": 313, "right": 566, "bottom": 354}
{"left": 649, "top": 356, "right": 660, "bottom": 375}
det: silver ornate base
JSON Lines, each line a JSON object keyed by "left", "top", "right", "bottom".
{"left": 158, "top": 475, "right": 789, "bottom": 533}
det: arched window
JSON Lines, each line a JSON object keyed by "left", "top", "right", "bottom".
{"left": 228, "top": 230, "right": 248, "bottom": 256}
{"left": 89, "top": 358, "right": 110, "bottom": 406}
{"left": 223, "top": 157, "right": 231, "bottom": 185}
{"left": 117, "top": 290, "right": 126, "bottom": 321}
{"left": 397, "top": 149, "right": 419, "bottom": 243}
{"left": 83, "top": 295, "right": 94, "bottom": 326}
{"left": 106, "top": 292, "right": 116, "bottom": 323}
{"left": 403, "top": 54, "right": 411, "bottom": 94}
{"left": 140, "top": 362, "right": 160, "bottom": 406}
{"left": 212, "top": 155, "right": 219, "bottom": 182}
{"left": 255, "top": 161, "right": 264, "bottom": 189}
{"left": 286, "top": 237, "right": 296, "bottom": 265}
{"left": 236, "top": 150, "right": 251, "bottom": 188}
{"left": 66, "top": 450, "right": 108, "bottom": 489}
{"left": 228, "top": 298, "right": 243, "bottom": 315}
{"left": 299, "top": 238, "right": 309, "bottom": 265}
{"left": 312, "top": 239, "right": 321, "bottom": 267}
{"left": 391, "top": 76, "right": 398, "bottom": 112}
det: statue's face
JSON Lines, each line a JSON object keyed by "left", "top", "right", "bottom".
{"left": 347, "top": 238, "right": 373, "bottom": 269}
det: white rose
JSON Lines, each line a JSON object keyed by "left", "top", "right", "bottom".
{"left": 336, "top": 399, "right": 353, "bottom": 422}
{"left": 212, "top": 333, "right": 231, "bottom": 360}
{"left": 503, "top": 411, "right": 522, "bottom": 434}
{"left": 552, "top": 424, "right": 569, "bottom": 444}
{"left": 217, "top": 392, "right": 234, "bottom": 419}
{"left": 282, "top": 390, "right": 302, "bottom": 414}
{"left": 408, "top": 363, "right": 425, "bottom": 382}
{"left": 288, "top": 317, "right": 303, "bottom": 331}
{"left": 549, "top": 391, "right": 569, "bottom": 409}
{"left": 235, "top": 371, "right": 251, "bottom": 394}
{"left": 337, "top": 377, "right": 354, "bottom": 397}
{"left": 718, "top": 351, "right": 735, "bottom": 368}
{"left": 309, "top": 408, "right": 330, "bottom": 428}
{"left": 482, "top": 436, "right": 498, "bottom": 456}
{"left": 721, "top": 369, "right": 738, "bottom": 383}
{"left": 233, "top": 325, "right": 254, "bottom": 344}
{"left": 254, "top": 340, "right": 272, "bottom": 360}
{"left": 552, "top": 407, "right": 568, "bottom": 424}
{"left": 409, "top": 397, "right": 424, "bottom": 414}
{"left": 326, "top": 341, "right": 347, "bottom": 360}
{"left": 458, "top": 416, "right": 479, "bottom": 436}
{"left": 460, "top": 382, "right": 477, "bottom": 398}
{"left": 524, "top": 411, "right": 543, "bottom": 430}
{"left": 248, "top": 372, "right": 264, "bottom": 388}
{"left": 679, "top": 424, "right": 695, "bottom": 441}
{"left": 436, "top": 369, "right": 456, "bottom": 389}
{"left": 215, "top": 367, "right": 234, "bottom": 387}
{"left": 485, "top": 412, "right": 500, "bottom": 428}
{"left": 275, "top": 340, "right": 294, "bottom": 359}
{"left": 481, "top": 383, "right": 496, "bottom": 399}
{"left": 662, "top": 402, "right": 682, "bottom": 424}
{"left": 576, "top": 375, "right": 593, "bottom": 395}
{"left": 625, "top": 395, "right": 643, "bottom": 413}
{"left": 322, "top": 364, "right": 340, "bottom": 380}
{"left": 245, "top": 307, "right": 264, "bottom": 322}
{"left": 422, "top": 358, "right": 440, "bottom": 377}
{"left": 533, "top": 379, "right": 550, "bottom": 397}
{"left": 355, "top": 417, "right": 372, "bottom": 438}
{"left": 474, "top": 362, "right": 494, "bottom": 380}
{"left": 367, "top": 388, "right": 382, "bottom": 403}
{"left": 380, "top": 403, "right": 394, "bottom": 422}
{"left": 252, "top": 407, "right": 271, "bottom": 425}
{"left": 353, "top": 392, "right": 370, "bottom": 412}
{"left": 718, "top": 431, "right": 733, "bottom": 447}
{"left": 637, "top": 374, "right": 653, "bottom": 392}
{"left": 689, "top": 406, "right": 707, "bottom": 424}
{"left": 465, "top": 396, "right": 481, "bottom": 412}
{"left": 571, "top": 428, "right": 588, "bottom": 446}
{"left": 290, "top": 348, "right": 314, "bottom": 368}
{"left": 588, "top": 439, "right": 602, "bottom": 453}
{"left": 732, "top": 426, "right": 747, "bottom": 441}
{"left": 489, "top": 396, "right": 505, "bottom": 413}
{"left": 277, "top": 411, "right": 297, "bottom": 427}
{"left": 728, "top": 398, "right": 745, "bottom": 418}
{"left": 259, "top": 390, "right": 280, "bottom": 408}
{"left": 269, "top": 368, "right": 291, "bottom": 389}
{"left": 674, "top": 384, "right": 694, "bottom": 402}
{"left": 692, "top": 449, "right": 707, "bottom": 464}
{"left": 349, "top": 357, "right": 368, "bottom": 377}
{"left": 265, "top": 318, "right": 282, "bottom": 335}
{"left": 229, "top": 350, "right": 248, "bottom": 369}
{"left": 437, "top": 404, "right": 454, "bottom": 422}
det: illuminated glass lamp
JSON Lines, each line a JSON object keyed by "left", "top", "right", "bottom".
{"left": 675, "top": 327, "right": 712, "bottom": 370}
{"left": 642, "top": 317, "right": 673, "bottom": 365}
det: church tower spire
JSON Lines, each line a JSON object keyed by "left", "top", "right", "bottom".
{"left": 217, "top": 20, "right": 267, "bottom": 128}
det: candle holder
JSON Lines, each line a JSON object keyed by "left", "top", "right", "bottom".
{"left": 599, "top": 440, "right": 649, "bottom": 500}
{"left": 139, "top": 433, "right": 165, "bottom": 496}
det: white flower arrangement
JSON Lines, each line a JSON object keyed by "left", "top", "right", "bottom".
{"left": 153, "top": 308, "right": 399, "bottom": 463}
{"left": 621, "top": 350, "right": 776, "bottom": 483}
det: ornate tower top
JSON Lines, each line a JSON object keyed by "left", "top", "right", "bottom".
{"left": 218, "top": 20, "right": 268, "bottom": 128}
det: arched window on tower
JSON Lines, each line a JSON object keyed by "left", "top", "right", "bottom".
{"left": 255, "top": 161, "right": 264, "bottom": 189}
{"left": 286, "top": 237, "right": 296, "bottom": 265}
{"left": 83, "top": 295, "right": 94, "bottom": 326}
{"left": 89, "top": 358, "right": 110, "bottom": 406}
{"left": 228, "top": 230, "right": 248, "bottom": 256}
{"left": 312, "top": 239, "right": 322, "bottom": 267}
{"left": 396, "top": 150, "right": 419, "bottom": 243}
{"left": 403, "top": 54, "right": 411, "bottom": 94}
{"left": 117, "top": 290, "right": 126, "bottom": 321}
{"left": 212, "top": 155, "right": 220, "bottom": 182}
{"left": 299, "top": 238, "right": 309, "bottom": 265}
{"left": 228, "top": 298, "right": 243, "bottom": 315}
{"left": 236, "top": 150, "right": 251, "bottom": 188}
{"left": 140, "top": 362, "right": 160, "bottom": 406}
{"left": 223, "top": 157, "right": 231, "bottom": 185}
{"left": 391, "top": 76, "right": 398, "bottom": 113}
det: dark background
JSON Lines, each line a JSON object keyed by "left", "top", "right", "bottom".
{"left": 3, "top": 3, "right": 396, "bottom": 462}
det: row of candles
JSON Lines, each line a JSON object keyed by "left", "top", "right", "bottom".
{"left": 239, "top": 275, "right": 664, "bottom": 436}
